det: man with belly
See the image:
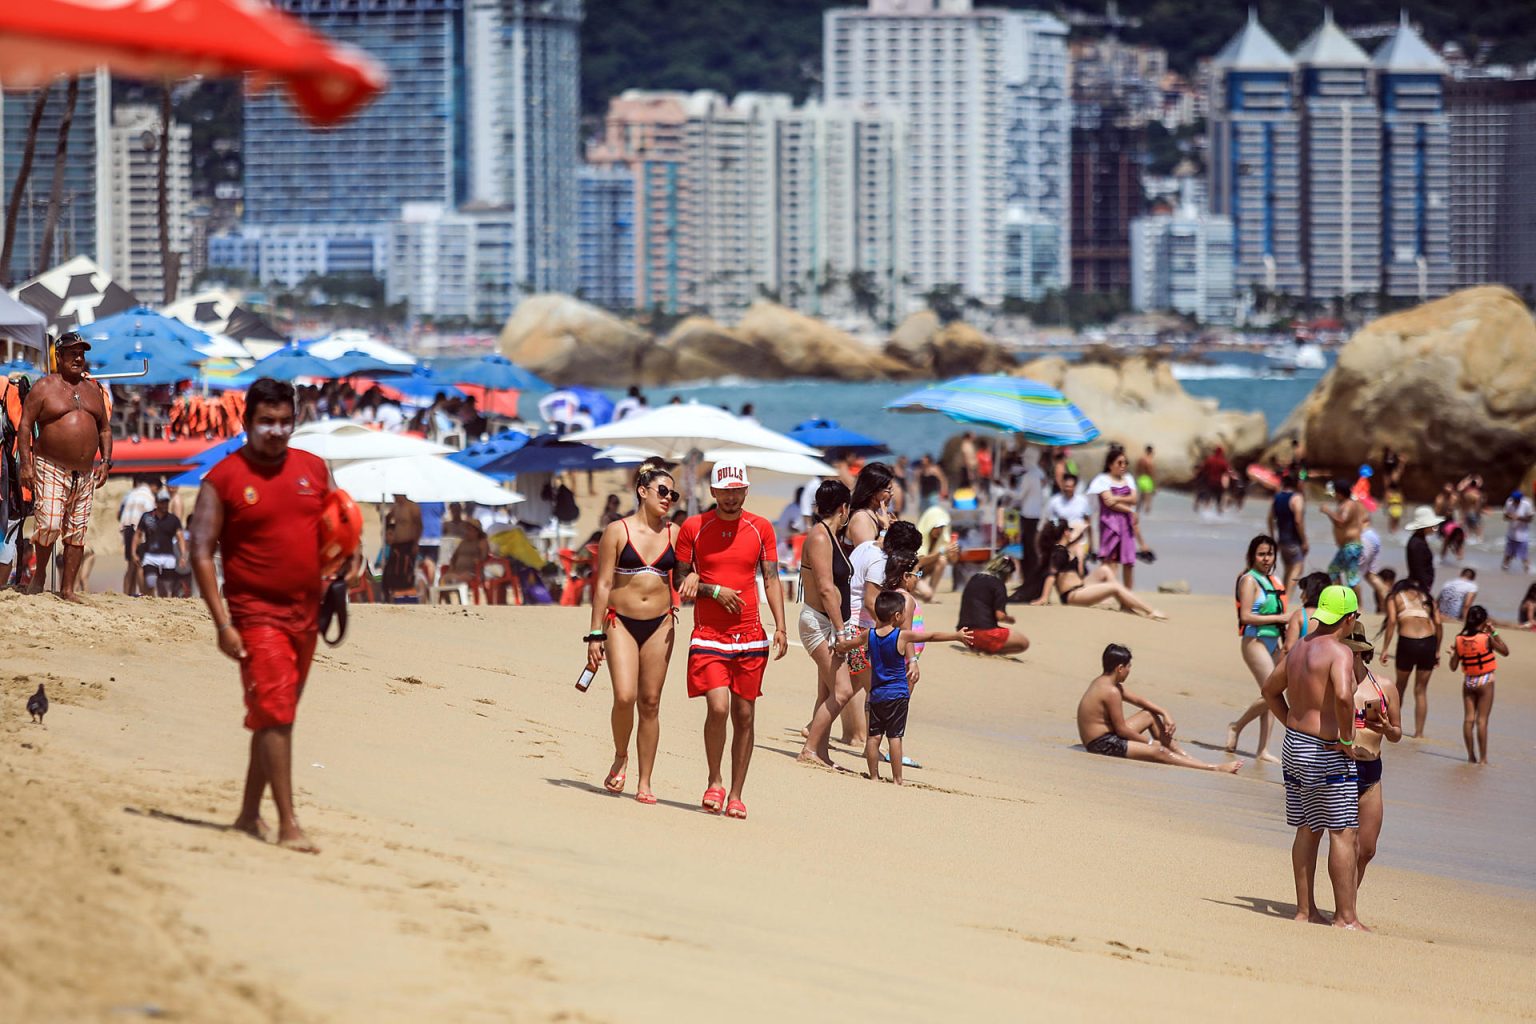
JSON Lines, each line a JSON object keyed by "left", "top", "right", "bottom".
{"left": 18, "top": 333, "right": 112, "bottom": 602}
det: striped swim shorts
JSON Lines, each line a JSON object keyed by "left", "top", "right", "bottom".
{"left": 31, "top": 454, "right": 94, "bottom": 547}
{"left": 1282, "top": 727, "right": 1359, "bottom": 833}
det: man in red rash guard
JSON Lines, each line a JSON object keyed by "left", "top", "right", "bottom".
{"left": 191, "top": 378, "right": 330, "bottom": 854}
{"left": 676, "top": 458, "right": 788, "bottom": 820}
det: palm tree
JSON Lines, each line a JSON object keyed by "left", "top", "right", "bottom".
{"left": 36, "top": 76, "right": 81, "bottom": 276}
{"left": 0, "top": 89, "right": 50, "bottom": 286}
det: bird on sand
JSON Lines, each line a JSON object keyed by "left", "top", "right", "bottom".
{"left": 27, "top": 684, "right": 47, "bottom": 724}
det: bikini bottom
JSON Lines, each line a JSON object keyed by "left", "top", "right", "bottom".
{"left": 608, "top": 607, "right": 673, "bottom": 648}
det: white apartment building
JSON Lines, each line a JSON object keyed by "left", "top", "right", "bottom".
{"left": 105, "top": 104, "right": 192, "bottom": 302}
{"left": 590, "top": 90, "right": 904, "bottom": 320}
{"left": 1130, "top": 192, "right": 1237, "bottom": 325}
{"left": 825, "top": 0, "right": 1070, "bottom": 304}
{"left": 386, "top": 202, "right": 519, "bottom": 324}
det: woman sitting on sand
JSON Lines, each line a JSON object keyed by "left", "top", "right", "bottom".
{"left": 1030, "top": 520, "right": 1166, "bottom": 619}
{"left": 1518, "top": 584, "right": 1536, "bottom": 628}
{"left": 1380, "top": 575, "right": 1443, "bottom": 738}
{"left": 585, "top": 466, "right": 681, "bottom": 804}
{"left": 1226, "top": 535, "right": 1290, "bottom": 764}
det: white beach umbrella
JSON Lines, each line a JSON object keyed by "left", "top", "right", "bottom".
{"left": 304, "top": 331, "right": 417, "bottom": 365}
{"left": 333, "top": 455, "right": 522, "bottom": 505}
{"left": 596, "top": 446, "right": 835, "bottom": 478}
{"left": 566, "top": 401, "right": 821, "bottom": 459}
{"left": 290, "top": 420, "right": 449, "bottom": 463}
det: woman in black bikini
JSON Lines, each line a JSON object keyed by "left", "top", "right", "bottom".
{"left": 1030, "top": 520, "right": 1166, "bottom": 619}
{"left": 796, "top": 480, "right": 854, "bottom": 766}
{"left": 586, "top": 466, "right": 681, "bottom": 804}
{"left": 1379, "top": 575, "right": 1443, "bottom": 738}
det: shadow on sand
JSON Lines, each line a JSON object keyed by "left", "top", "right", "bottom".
{"left": 1203, "top": 894, "right": 1309, "bottom": 921}
{"left": 124, "top": 806, "right": 238, "bottom": 833}
{"left": 543, "top": 777, "right": 703, "bottom": 814}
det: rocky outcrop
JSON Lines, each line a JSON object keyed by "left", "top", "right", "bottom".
{"left": 883, "top": 312, "right": 1014, "bottom": 377}
{"left": 730, "top": 301, "right": 907, "bottom": 380}
{"left": 657, "top": 316, "right": 758, "bottom": 382}
{"left": 1269, "top": 286, "right": 1536, "bottom": 499}
{"left": 497, "top": 294, "right": 651, "bottom": 386}
{"left": 1014, "top": 355, "right": 1268, "bottom": 485}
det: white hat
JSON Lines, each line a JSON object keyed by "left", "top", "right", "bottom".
{"left": 710, "top": 458, "right": 750, "bottom": 490}
{"left": 1402, "top": 505, "right": 1444, "bottom": 533}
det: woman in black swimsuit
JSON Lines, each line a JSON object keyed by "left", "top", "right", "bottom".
{"left": 586, "top": 466, "right": 681, "bottom": 804}
{"left": 1031, "top": 520, "right": 1166, "bottom": 619}
{"left": 796, "top": 480, "right": 854, "bottom": 766}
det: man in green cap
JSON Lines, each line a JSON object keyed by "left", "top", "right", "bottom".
{"left": 1262, "top": 584, "right": 1371, "bottom": 931}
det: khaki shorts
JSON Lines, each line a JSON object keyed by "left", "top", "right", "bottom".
{"left": 31, "top": 455, "right": 93, "bottom": 547}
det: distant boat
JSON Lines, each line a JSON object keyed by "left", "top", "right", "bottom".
{"left": 1265, "top": 341, "right": 1326, "bottom": 371}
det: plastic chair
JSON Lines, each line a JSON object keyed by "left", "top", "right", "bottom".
{"left": 476, "top": 556, "right": 519, "bottom": 605}
{"left": 427, "top": 536, "right": 471, "bottom": 605}
{"left": 556, "top": 545, "right": 595, "bottom": 606}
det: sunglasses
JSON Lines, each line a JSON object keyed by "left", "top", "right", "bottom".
{"left": 905, "top": 569, "right": 923, "bottom": 579}
{"left": 652, "top": 486, "right": 682, "bottom": 503}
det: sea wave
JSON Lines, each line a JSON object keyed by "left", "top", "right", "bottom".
{"left": 1169, "top": 363, "right": 1312, "bottom": 382}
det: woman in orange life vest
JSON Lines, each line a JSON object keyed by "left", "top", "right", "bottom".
{"left": 1227, "top": 534, "right": 1290, "bottom": 764}
{"left": 1448, "top": 605, "right": 1509, "bottom": 765}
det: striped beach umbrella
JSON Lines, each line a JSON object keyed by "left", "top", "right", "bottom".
{"left": 884, "top": 375, "right": 1099, "bottom": 447}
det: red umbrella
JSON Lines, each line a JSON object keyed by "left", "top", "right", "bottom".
{"left": 0, "top": 0, "right": 386, "bottom": 125}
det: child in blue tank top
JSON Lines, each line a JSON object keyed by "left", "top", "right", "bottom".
{"left": 835, "top": 590, "right": 972, "bottom": 784}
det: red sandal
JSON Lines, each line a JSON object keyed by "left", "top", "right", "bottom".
{"left": 725, "top": 799, "right": 747, "bottom": 820}
{"left": 701, "top": 786, "right": 726, "bottom": 813}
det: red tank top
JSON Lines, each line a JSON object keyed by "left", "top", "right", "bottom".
{"left": 205, "top": 447, "right": 328, "bottom": 631}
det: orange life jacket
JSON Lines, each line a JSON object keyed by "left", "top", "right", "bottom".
{"left": 1, "top": 377, "right": 32, "bottom": 504}
{"left": 1454, "top": 633, "right": 1497, "bottom": 676}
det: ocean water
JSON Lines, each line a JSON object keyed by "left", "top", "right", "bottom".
{"left": 632, "top": 352, "right": 1329, "bottom": 458}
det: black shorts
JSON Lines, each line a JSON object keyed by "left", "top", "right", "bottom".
{"left": 866, "top": 697, "right": 909, "bottom": 739}
{"left": 1357, "top": 756, "right": 1383, "bottom": 793}
{"left": 1395, "top": 635, "right": 1437, "bottom": 672}
{"left": 1085, "top": 732, "right": 1128, "bottom": 758}
{"left": 122, "top": 525, "right": 135, "bottom": 560}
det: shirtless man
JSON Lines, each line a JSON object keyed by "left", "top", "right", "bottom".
{"left": 1320, "top": 478, "right": 1366, "bottom": 606}
{"left": 18, "top": 333, "right": 112, "bottom": 602}
{"left": 1078, "top": 643, "right": 1241, "bottom": 772}
{"left": 1457, "top": 474, "right": 1484, "bottom": 543}
{"left": 1261, "top": 585, "right": 1370, "bottom": 930}
{"left": 383, "top": 492, "right": 423, "bottom": 598}
{"left": 1134, "top": 446, "right": 1157, "bottom": 515}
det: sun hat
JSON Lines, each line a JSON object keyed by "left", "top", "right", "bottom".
{"left": 710, "top": 457, "right": 749, "bottom": 490}
{"left": 155, "top": 488, "right": 171, "bottom": 501}
{"left": 1341, "top": 621, "right": 1374, "bottom": 652}
{"left": 1402, "top": 506, "right": 1444, "bottom": 533}
{"left": 1315, "top": 585, "right": 1360, "bottom": 625}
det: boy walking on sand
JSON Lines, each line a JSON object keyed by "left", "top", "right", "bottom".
{"left": 835, "top": 590, "right": 971, "bottom": 784}
{"left": 1077, "top": 644, "right": 1243, "bottom": 773}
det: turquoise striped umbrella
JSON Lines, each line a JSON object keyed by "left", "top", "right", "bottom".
{"left": 884, "top": 375, "right": 1099, "bottom": 447}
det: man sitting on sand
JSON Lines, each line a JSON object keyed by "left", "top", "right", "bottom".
{"left": 1077, "top": 643, "right": 1242, "bottom": 773}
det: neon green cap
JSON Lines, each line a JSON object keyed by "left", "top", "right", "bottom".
{"left": 1315, "top": 585, "right": 1359, "bottom": 625}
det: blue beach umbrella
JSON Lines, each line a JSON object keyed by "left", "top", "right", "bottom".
{"left": 234, "top": 345, "right": 340, "bottom": 384}
{"left": 788, "top": 418, "right": 889, "bottom": 456}
{"left": 167, "top": 434, "right": 248, "bottom": 486}
{"left": 449, "top": 430, "right": 532, "bottom": 472}
{"left": 538, "top": 386, "right": 613, "bottom": 427}
{"left": 328, "top": 349, "right": 414, "bottom": 378}
{"left": 378, "top": 365, "right": 466, "bottom": 402}
{"left": 0, "top": 358, "right": 42, "bottom": 378}
{"left": 457, "top": 433, "right": 621, "bottom": 479}
{"left": 90, "top": 346, "right": 201, "bottom": 386}
{"left": 88, "top": 307, "right": 213, "bottom": 354}
{"left": 884, "top": 375, "right": 1099, "bottom": 447}
{"left": 86, "top": 329, "right": 205, "bottom": 372}
{"left": 433, "top": 353, "right": 550, "bottom": 392}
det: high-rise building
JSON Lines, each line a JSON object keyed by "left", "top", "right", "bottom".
{"left": 1373, "top": 16, "right": 1452, "bottom": 300}
{"left": 1294, "top": 11, "right": 1381, "bottom": 301}
{"left": 1447, "top": 77, "right": 1536, "bottom": 299}
{"left": 576, "top": 164, "right": 635, "bottom": 310}
{"left": 824, "top": 0, "right": 1070, "bottom": 303}
{"left": 1208, "top": 12, "right": 1305, "bottom": 301}
{"left": 1130, "top": 184, "right": 1236, "bottom": 324}
{"left": 243, "top": 0, "right": 580, "bottom": 292}
{"left": 386, "top": 201, "right": 518, "bottom": 324}
{"left": 589, "top": 91, "right": 904, "bottom": 319}
{"left": 105, "top": 105, "right": 193, "bottom": 302}
{"left": 1, "top": 70, "right": 111, "bottom": 284}
{"left": 1070, "top": 115, "right": 1142, "bottom": 294}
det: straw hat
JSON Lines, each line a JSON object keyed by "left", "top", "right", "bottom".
{"left": 1402, "top": 506, "right": 1444, "bottom": 533}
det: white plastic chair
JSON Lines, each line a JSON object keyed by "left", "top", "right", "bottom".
{"left": 427, "top": 536, "right": 471, "bottom": 605}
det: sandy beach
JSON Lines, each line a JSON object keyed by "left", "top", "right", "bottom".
{"left": 3, "top": 517, "right": 1534, "bottom": 1021}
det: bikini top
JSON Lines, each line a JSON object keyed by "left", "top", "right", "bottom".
{"left": 1395, "top": 594, "right": 1431, "bottom": 621}
{"left": 616, "top": 520, "right": 677, "bottom": 578}
{"left": 1352, "top": 670, "right": 1389, "bottom": 758}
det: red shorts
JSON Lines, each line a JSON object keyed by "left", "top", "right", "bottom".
{"left": 687, "top": 627, "right": 769, "bottom": 701}
{"left": 238, "top": 624, "right": 318, "bottom": 730}
{"left": 966, "top": 627, "right": 1012, "bottom": 655}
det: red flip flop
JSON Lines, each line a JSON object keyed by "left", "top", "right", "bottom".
{"left": 701, "top": 786, "right": 726, "bottom": 813}
{"left": 604, "top": 770, "right": 625, "bottom": 794}
{"left": 635, "top": 791, "right": 657, "bottom": 805}
{"left": 725, "top": 799, "right": 747, "bottom": 820}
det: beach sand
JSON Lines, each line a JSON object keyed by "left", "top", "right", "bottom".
{"left": 2, "top": 577, "right": 1533, "bottom": 1021}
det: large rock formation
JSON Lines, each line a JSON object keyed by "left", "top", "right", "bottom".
{"left": 883, "top": 311, "right": 1014, "bottom": 377}
{"left": 730, "top": 301, "right": 907, "bottom": 380}
{"left": 1014, "top": 355, "right": 1268, "bottom": 484}
{"left": 497, "top": 294, "right": 652, "bottom": 386}
{"left": 1270, "top": 286, "right": 1536, "bottom": 499}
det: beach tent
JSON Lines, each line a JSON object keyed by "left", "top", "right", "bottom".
{"left": 0, "top": 292, "right": 47, "bottom": 352}
{"left": 162, "top": 289, "right": 288, "bottom": 355}
{"left": 12, "top": 255, "right": 139, "bottom": 332}
{"left": 333, "top": 455, "right": 522, "bottom": 505}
